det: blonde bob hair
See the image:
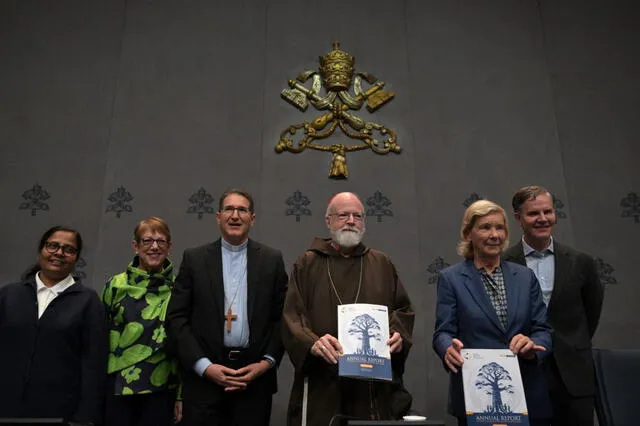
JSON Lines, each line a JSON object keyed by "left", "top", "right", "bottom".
{"left": 456, "top": 200, "right": 509, "bottom": 259}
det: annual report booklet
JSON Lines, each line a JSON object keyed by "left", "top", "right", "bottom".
{"left": 461, "top": 348, "right": 529, "bottom": 426}
{"left": 337, "top": 303, "right": 392, "bottom": 381}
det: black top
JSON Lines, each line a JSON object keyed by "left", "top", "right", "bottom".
{"left": 0, "top": 276, "right": 108, "bottom": 423}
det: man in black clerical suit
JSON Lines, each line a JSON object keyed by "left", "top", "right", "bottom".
{"left": 503, "top": 185, "right": 604, "bottom": 426}
{"left": 167, "top": 189, "right": 288, "bottom": 426}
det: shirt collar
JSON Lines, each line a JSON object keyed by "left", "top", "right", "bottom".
{"left": 36, "top": 272, "right": 76, "bottom": 294}
{"left": 477, "top": 265, "right": 502, "bottom": 275}
{"left": 522, "top": 236, "right": 554, "bottom": 256}
{"left": 221, "top": 238, "right": 248, "bottom": 253}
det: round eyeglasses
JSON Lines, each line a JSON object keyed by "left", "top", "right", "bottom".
{"left": 139, "top": 238, "right": 169, "bottom": 249}
{"left": 44, "top": 242, "right": 78, "bottom": 256}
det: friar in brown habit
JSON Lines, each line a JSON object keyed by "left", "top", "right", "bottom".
{"left": 282, "top": 192, "right": 415, "bottom": 426}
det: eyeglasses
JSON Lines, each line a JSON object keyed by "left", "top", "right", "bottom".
{"left": 328, "top": 212, "right": 364, "bottom": 222}
{"left": 220, "top": 206, "right": 252, "bottom": 217}
{"left": 139, "top": 238, "right": 169, "bottom": 248}
{"left": 44, "top": 242, "right": 78, "bottom": 256}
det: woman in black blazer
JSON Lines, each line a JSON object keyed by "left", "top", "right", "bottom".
{"left": 0, "top": 226, "right": 108, "bottom": 425}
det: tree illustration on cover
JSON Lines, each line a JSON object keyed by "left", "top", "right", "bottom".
{"left": 475, "top": 362, "right": 515, "bottom": 414}
{"left": 348, "top": 314, "right": 382, "bottom": 356}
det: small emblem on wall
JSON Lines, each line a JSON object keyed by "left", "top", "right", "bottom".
{"left": 106, "top": 186, "right": 133, "bottom": 218}
{"left": 621, "top": 192, "right": 639, "bottom": 223}
{"left": 74, "top": 257, "right": 87, "bottom": 279}
{"left": 19, "top": 184, "right": 50, "bottom": 216}
{"left": 552, "top": 195, "right": 567, "bottom": 219}
{"left": 285, "top": 190, "right": 311, "bottom": 222}
{"left": 187, "top": 187, "right": 215, "bottom": 220}
{"left": 427, "top": 257, "right": 451, "bottom": 285}
{"left": 594, "top": 257, "right": 617, "bottom": 285}
{"left": 365, "top": 191, "right": 393, "bottom": 223}
{"left": 463, "top": 193, "right": 484, "bottom": 208}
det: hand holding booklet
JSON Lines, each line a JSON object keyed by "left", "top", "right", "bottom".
{"left": 461, "top": 348, "right": 530, "bottom": 426}
{"left": 337, "top": 303, "right": 392, "bottom": 381}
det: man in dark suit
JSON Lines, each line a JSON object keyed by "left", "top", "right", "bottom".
{"left": 503, "top": 185, "right": 605, "bottom": 426}
{"left": 167, "top": 189, "right": 288, "bottom": 426}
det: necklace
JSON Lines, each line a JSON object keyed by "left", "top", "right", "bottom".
{"left": 327, "top": 256, "right": 363, "bottom": 305}
{"left": 223, "top": 254, "right": 247, "bottom": 333}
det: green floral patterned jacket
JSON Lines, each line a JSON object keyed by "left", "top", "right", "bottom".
{"left": 102, "top": 257, "right": 182, "bottom": 398}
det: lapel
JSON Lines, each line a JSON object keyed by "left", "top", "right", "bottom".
{"left": 461, "top": 260, "right": 504, "bottom": 333}
{"left": 205, "top": 240, "right": 225, "bottom": 323}
{"left": 246, "top": 239, "right": 261, "bottom": 330}
{"left": 501, "top": 261, "right": 522, "bottom": 332}
{"left": 549, "top": 240, "right": 571, "bottom": 311}
{"left": 504, "top": 241, "right": 526, "bottom": 266}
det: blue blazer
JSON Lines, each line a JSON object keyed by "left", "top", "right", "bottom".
{"left": 433, "top": 259, "right": 553, "bottom": 420}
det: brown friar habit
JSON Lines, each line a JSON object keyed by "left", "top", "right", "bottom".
{"left": 283, "top": 238, "right": 415, "bottom": 426}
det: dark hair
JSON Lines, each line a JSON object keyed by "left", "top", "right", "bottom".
{"left": 511, "top": 185, "right": 554, "bottom": 213}
{"left": 218, "top": 189, "right": 254, "bottom": 212}
{"left": 21, "top": 226, "right": 83, "bottom": 280}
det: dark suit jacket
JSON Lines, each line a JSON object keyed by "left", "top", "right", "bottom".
{"left": 433, "top": 260, "right": 553, "bottom": 420}
{"left": 166, "top": 238, "right": 288, "bottom": 401}
{"left": 503, "top": 240, "right": 604, "bottom": 397}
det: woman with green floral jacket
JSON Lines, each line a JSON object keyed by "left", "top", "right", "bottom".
{"left": 101, "top": 217, "right": 182, "bottom": 426}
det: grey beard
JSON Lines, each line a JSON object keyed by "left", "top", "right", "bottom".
{"left": 332, "top": 228, "right": 364, "bottom": 248}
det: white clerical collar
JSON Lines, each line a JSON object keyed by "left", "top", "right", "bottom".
{"left": 35, "top": 272, "right": 76, "bottom": 293}
{"left": 522, "top": 236, "right": 554, "bottom": 256}
{"left": 221, "top": 238, "right": 248, "bottom": 252}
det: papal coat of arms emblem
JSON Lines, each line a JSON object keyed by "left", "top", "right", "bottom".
{"left": 276, "top": 42, "right": 400, "bottom": 179}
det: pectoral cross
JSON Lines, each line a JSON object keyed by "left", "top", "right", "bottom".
{"left": 224, "top": 307, "right": 238, "bottom": 333}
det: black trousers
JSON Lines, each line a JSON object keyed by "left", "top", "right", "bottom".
{"left": 103, "top": 389, "right": 175, "bottom": 426}
{"left": 182, "top": 387, "right": 272, "bottom": 426}
{"left": 547, "top": 357, "right": 595, "bottom": 426}
{"left": 181, "top": 349, "right": 273, "bottom": 426}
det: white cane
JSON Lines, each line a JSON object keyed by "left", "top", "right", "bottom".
{"left": 301, "top": 376, "right": 309, "bottom": 426}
